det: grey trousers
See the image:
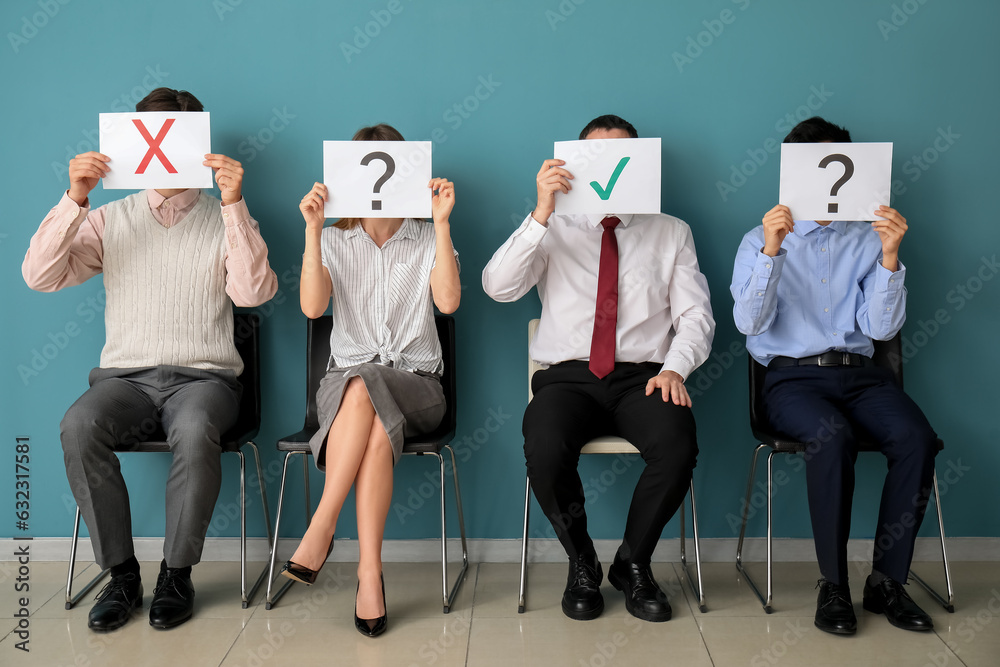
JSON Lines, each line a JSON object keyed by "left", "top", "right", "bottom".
{"left": 60, "top": 366, "right": 241, "bottom": 570}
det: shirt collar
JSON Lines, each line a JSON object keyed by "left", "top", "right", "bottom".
{"left": 347, "top": 218, "right": 419, "bottom": 242}
{"left": 145, "top": 189, "right": 200, "bottom": 211}
{"left": 794, "top": 219, "right": 848, "bottom": 236}
{"left": 585, "top": 213, "right": 634, "bottom": 228}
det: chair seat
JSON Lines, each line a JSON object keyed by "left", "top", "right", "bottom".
{"left": 580, "top": 437, "right": 639, "bottom": 454}
{"left": 753, "top": 430, "right": 946, "bottom": 454}
{"left": 276, "top": 427, "right": 459, "bottom": 455}
{"left": 112, "top": 429, "right": 258, "bottom": 455}
{"left": 276, "top": 429, "right": 316, "bottom": 452}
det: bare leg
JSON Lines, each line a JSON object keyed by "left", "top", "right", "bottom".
{"left": 290, "top": 378, "right": 375, "bottom": 569}
{"left": 354, "top": 411, "right": 393, "bottom": 622}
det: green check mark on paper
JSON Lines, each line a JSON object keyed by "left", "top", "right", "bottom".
{"left": 589, "top": 157, "right": 630, "bottom": 200}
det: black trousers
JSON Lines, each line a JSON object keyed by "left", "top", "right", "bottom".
{"left": 763, "top": 365, "right": 938, "bottom": 585}
{"left": 523, "top": 361, "right": 698, "bottom": 565}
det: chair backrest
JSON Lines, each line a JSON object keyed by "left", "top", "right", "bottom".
{"left": 301, "top": 315, "right": 457, "bottom": 438}
{"left": 229, "top": 312, "right": 262, "bottom": 444}
{"left": 748, "top": 333, "right": 903, "bottom": 442}
{"left": 118, "top": 311, "right": 260, "bottom": 452}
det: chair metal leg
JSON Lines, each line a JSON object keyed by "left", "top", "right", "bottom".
{"left": 266, "top": 452, "right": 300, "bottom": 610}
{"left": 909, "top": 470, "right": 955, "bottom": 612}
{"left": 247, "top": 441, "right": 273, "bottom": 547}
{"left": 65, "top": 506, "right": 109, "bottom": 610}
{"left": 518, "top": 473, "right": 531, "bottom": 614}
{"left": 237, "top": 450, "right": 249, "bottom": 608}
{"left": 302, "top": 454, "right": 311, "bottom": 527}
{"left": 243, "top": 442, "right": 272, "bottom": 607}
{"left": 441, "top": 445, "right": 469, "bottom": 613}
{"left": 735, "top": 443, "right": 775, "bottom": 613}
{"left": 680, "top": 480, "right": 707, "bottom": 612}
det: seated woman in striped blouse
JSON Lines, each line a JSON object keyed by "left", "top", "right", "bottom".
{"left": 280, "top": 124, "right": 460, "bottom": 637}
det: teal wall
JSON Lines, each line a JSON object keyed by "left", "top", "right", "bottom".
{"left": 2, "top": 0, "right": 998, "bottom": 547}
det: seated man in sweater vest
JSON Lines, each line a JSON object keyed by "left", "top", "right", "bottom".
{"left": 22, "top": 87, "right": 278, "bottom": 632}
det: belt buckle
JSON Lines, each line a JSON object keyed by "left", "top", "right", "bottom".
{"left": 816, "top": 352, "right": 849, "bottom": 367}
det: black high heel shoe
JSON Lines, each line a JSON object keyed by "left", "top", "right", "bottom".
{"left": 355, "top": 573, "right": 387, "bottom": 638}
{"left": 279, "top": 535, "right": 335, "bottom": 585}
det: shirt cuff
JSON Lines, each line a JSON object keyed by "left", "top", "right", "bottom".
{"left": 220, "top": 197, "right": 251, "bottom": 226}
{"left": 659, "top": 359, "right": 692, "bottom": 382}
{"left": 873, "top": 259, "right": 906, "bottom": 291}
{"left": 522, "top": 214, "right": 549, "bottom": 242}
{"left": 58, "top": 191, "right": 90, "bottom": 220}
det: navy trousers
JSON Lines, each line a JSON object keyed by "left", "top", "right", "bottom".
{"left": 523, "top": 361, "right": 698, "bottom": 565}
{"left": 763, "top": 364, "right": 938, "bottom": 585}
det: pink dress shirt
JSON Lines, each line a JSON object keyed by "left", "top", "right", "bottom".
{"left": 22, "top": 189, "right": 277, "bottom": 307}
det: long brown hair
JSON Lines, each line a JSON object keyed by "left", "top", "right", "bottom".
{"left": 335, "top": 123, "right": 405, "bottom": 230}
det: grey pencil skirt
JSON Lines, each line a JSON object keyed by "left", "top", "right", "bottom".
{"left": 307, "top": 362, "right": 446, "bottom": 470}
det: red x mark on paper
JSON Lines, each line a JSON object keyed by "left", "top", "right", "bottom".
{"left": 133, "top": 118, "right": 178, "bottom": 174}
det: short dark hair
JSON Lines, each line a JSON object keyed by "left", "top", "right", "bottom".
{"left": 578, "top": 114, "right": 638, "bottom": 140}
{"left": 351, "top": 123, "right": 405, "bottom": 142}
{"left": 135, "top": 87, "right": 204, "bottom": 112}
{"left": 783, "top": 116, "right": 851, "bottom": 143}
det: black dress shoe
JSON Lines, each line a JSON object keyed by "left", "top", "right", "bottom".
{"left": 814, "top": 579, "right": 857, "bottom": 635}
{"left": 149, "top": 562, "right": 195, "bottom": 629}
{"left": 607, "top": 556, "right": 672, "bottom": 622}
{"left": 355, "top": 573, "right": 387, "bottom": 638}
{"left": 88, "top": 572, "right": 143, "bottom": 632}
{"left": 863, "top": 576, "right": 934, "bottom": 631}
{"left": 280, "top": 535, "right": 335, "bottom": 586}
{"left": 562, "top": 552, "right": 604, "bottom": 621}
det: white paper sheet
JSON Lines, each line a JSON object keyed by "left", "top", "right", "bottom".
{"left": 553, "top": 138, "right": 661, "bottom": 215}
{"left": 779, "top": 142, "right": 893, "bottom": 221}
{"left": 99, "top": 112, "right": 213, "bottom": 190}
{"left": 323, "top": 141, "right": 433, "bottom": 218}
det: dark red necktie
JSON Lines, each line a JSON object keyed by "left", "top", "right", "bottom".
{"left": 589, "top": 216, "right": 620, "bottom": 379}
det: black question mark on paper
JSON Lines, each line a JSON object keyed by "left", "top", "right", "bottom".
{"left": 817, "top": 153, "right": 855, "bottom": 214}
{"left": 360, "top": 151, "right": 396, "bottom": 211}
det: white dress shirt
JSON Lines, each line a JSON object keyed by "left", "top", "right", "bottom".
{"left": 322, "top": 218, "right": 457, "bottom": 375}
{"left": 482, "top": 213, "right": 715, "bottom": 380}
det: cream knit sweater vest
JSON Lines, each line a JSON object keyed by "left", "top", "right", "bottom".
{"left": 100, "top": 192, "right": 242, "bottom": 373}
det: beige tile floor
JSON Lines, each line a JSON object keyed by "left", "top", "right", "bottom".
{"left": 1, "top": 559, "right": 997, "bottom": 666}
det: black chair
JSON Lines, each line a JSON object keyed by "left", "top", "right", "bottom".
{"left": 734, "top": 334, "right": 954, "bottom": 613}
{"left": 264, "top": 315, "right": 468, "bottom": 613}
{"left": 65, "top": 312, "right": 273, "bottom": 609}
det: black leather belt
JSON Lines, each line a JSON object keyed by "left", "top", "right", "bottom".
{"left": 769, "top": 352, "right": 874, "bottom": 369}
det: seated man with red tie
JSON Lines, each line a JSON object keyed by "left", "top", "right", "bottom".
{"left": 482, "top": 115, "right": 715, "bottom": 622}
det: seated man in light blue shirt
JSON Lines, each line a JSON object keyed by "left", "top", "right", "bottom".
{"left": 731, "top": 117, "right": 938, "bottom": 636}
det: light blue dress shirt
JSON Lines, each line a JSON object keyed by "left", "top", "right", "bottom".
{"left": 730, "top": 219, "right": 906, "bottom": 366}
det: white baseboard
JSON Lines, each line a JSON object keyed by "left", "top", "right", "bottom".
{"left": 3, "top": 536, "right": 997, "bottom": 563}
